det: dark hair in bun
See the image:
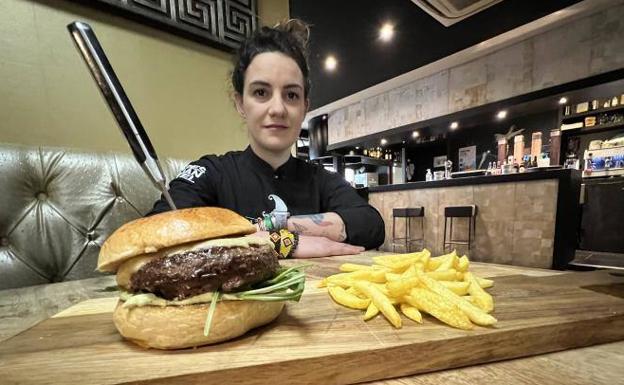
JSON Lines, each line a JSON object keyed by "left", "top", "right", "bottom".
{"left": 231, "top": 19, "right": 311, "bottom": 98}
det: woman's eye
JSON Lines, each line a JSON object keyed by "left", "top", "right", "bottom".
{"left": 286, "top": 91, "right": 300, "bottom": 101}
{"left": 253, "top": 89, "right": 267, "bottom": 97}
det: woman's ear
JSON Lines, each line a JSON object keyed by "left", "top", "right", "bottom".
{"left": 305, "top": 98, "right": 310, "bottom": 113}
{"left": 234, "top": 93, "right": 246, "bottom": 119}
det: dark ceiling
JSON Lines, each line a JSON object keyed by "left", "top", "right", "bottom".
{"left": 289, "top": 0, "right": 583, "bottom": 110}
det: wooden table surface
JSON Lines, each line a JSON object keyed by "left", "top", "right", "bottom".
{"left": 1, "top": 251, "right": 622, "bottom": 384}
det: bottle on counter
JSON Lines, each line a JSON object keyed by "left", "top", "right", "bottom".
{"left": 550, "top": 130, "right": 561, "bottom": 166}
{"left": 584, "top": 151, "right": 594, "bottom": 176}
{"left": 425, "top": 169, "right": 433, "bottom": 181}
{"left": 514, "top": 135, "right": 525, "bottom": 165}
{"left": 444, "top": 160, "right": 453, "bottom": 179}
{"left": 531, "top": 132, "right": 542, "bottom": 159}
{"left": 497, "top": 138, "right": 507, "bottom": 165}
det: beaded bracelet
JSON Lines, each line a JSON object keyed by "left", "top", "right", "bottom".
{"left": 269, "top": 229, "right": 299, "bottom": 259}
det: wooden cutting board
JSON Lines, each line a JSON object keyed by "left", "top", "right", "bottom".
{"left": 1, "top": 270, "right": 624, "bottom": 385}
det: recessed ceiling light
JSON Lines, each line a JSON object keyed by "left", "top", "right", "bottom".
{"left": 324, "top": 55, "right": 337, "bottom": 71}
{"left": 355, "top": 146, "right": 360, "bottom": 150}
{"left": 412, "top": 131, "right": 419, "bottom": 138}
{"left": 381, "top": 138, "right": 388, "bottom": 145}
{"left": 496, "top": 110, "right": 508, "bottom": 120}
{"left": 558, "top": 97, "right": 568, "bottom": 105}
{"left": 379, "top": 23, "right": 395, "bottom": 42}
{"left": 450, "top": 121, "right": 459, "bottom": 130}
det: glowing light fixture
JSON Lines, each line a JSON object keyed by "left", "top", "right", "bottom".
{"left": 412, "top": 131, "right": 419, "bottom": 138}
{"left": 558, "top": 97, "right": 568, "bottom": 105}
{"left": 379, "top": 23, "right": 395, "bottom": 42}
{"left": 496, "top": 110, "right": 508, "bottom": 120}
{"left": 381, "top": 138, "right": 388, "bottom": 145}
{"left": 324, "top": 55, "right": 337, "bottom": 71}
{"left": 450, "top": 121, "right": 459, "bottom": 130}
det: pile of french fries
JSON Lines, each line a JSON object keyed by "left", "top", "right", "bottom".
{"left": 319, "top": 249, "right": 497, "bottom": 330}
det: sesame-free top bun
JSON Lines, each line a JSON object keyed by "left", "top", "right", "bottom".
{"left": 113, "top": 299, "right": 284, "bottom": 349}
{"left": 98, "top": 207, "right": 256, "bottom": 272}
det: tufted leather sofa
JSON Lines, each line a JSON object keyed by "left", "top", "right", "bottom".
{"left": 0, "top": 143, "right": 189, "bottom": 290}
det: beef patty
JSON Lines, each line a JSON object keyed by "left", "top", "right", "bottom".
{"left": 129, "top": 244, "right": 279, "bottom": 300}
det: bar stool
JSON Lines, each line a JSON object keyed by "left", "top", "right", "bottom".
{"left": 443, "top": 205, "right": 478, "bottom": 254}
{"left": 392, "top": 207, "right": 425, "bottom": 252}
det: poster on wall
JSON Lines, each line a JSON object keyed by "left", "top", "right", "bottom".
{"left": 458, "top": 145, "right": 477, "bottom": 171}
{"left": 433, "top": 155, "right": 447, "bottom": 168}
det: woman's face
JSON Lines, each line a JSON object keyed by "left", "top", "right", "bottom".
{"left": 235, "top": 52, "right": 308, "bottom": 157}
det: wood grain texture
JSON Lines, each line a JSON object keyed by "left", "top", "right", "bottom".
{"left": 1, "top": 263, "right": 623, "bottom": 385}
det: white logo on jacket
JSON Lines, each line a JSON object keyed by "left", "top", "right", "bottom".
{"left": 177, "top": 165, "right": 206, "bottom": 183}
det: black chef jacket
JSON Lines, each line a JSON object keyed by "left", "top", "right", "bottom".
{"left": 148, "top": 146, "right": 385, "bottom": 250}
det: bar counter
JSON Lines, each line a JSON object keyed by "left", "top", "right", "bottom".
{"left": 1, "top": 252, "right": 622, "bottom": 385}
{"left": 368, "top": 169, "right": 581, "bottom": 269}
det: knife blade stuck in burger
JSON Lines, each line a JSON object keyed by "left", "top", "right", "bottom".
{"left": 98, "top": 207, "right": 306, "bottom": 350}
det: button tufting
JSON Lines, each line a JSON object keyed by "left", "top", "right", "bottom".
{"left": 86, "top": 231, "right": 96, "bottom": 241}
{"left": 36, "top": 192, "right": 47, "bottom": 201}
{"left": 116, "top": 196, "right": 125, "bottom": 203}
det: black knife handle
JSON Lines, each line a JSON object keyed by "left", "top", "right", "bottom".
{"left": 67, "top": 21, "right": 156, "bottom": 164}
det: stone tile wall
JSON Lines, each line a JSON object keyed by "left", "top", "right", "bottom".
{"left": 369, "top": 179, "right": 559, "bottom": 269}
{"left": 328, "top": 5, "right": 624, "bottom": 145}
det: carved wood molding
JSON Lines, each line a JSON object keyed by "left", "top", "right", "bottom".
{"left": 72, "top": 0, "right": 257, "bottom": 51}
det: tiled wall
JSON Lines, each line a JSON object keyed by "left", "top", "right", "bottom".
{"left": 369, "top": 179, "right": 559, "bottom": 269}
{"left": 328, "top": 4, "right": 624, "bottom": 146}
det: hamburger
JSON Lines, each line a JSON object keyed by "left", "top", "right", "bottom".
{"left": 98, "top": 207, "right": 305, "bottom": 350}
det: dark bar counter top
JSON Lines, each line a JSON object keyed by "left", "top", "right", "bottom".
{"left": 370, "top": 168, "right": 580, "bottom": 192}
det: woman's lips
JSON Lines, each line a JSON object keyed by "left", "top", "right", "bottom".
{"left": 264, "top": 124, "right": 288, "bottom": 129}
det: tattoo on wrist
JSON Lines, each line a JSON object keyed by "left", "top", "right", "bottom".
{"left": 292, "top": 222, "right": 307, "bottom": 233}
{"left": 299, "top": 214, "right": 332, "bottom": 227}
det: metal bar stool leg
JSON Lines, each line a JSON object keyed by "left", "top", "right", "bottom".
{"left": 468, "top": 216, "right": 472, "bottom": 253}
{"left": 405, "top": 216, "right": 410, "bottom": 252}
{"left": 443, "top": 217, "right": 448, "bottom": 253}
{"left": 392, "top": 216, "right": 397, "bottom": 253}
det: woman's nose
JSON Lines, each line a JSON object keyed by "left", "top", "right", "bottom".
{"left": 268, "top": 95, "right": 287, "bottom": 117}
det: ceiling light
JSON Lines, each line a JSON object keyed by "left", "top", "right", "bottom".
{"left": 324, "top": 55, "right": 337, "bottom": 71}
{"left": 379, "top": 23, "right": 395, "bottom": 42}
{"left": 450, "top": 121, "right": 459, "bottom": 130}
{"left": 558, "top": 97, "right": 568, "bottom": 105}
{"left": 380, "top": 138, "right": 388, "bottom": 145}
{"left": 355, "top": 146, "right": 360, "bottom": 150}
{"left": 412, "top": 131, "right": 419, "bottom": 138}
{"left": 496, "top": 110, "right": 507, "bottom": 120}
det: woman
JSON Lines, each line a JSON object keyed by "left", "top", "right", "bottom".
{"left": 150, "top": 20, "right": 385, "bottom": 258}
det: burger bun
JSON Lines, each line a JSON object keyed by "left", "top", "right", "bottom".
{"left": 113, "top": 299, "right": 285, "bottom": 349}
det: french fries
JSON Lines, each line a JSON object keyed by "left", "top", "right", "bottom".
{"left": 353, "top": 281, "right": 402, "bottom": 328}
{"left": 320, "top": 249, "right": 497, "bottom": 331}
{"left": 328, "top": 286, "right": 370, "bottom": 309}
{"left": 464, "top": 272, "right": 494, "bottom": 313}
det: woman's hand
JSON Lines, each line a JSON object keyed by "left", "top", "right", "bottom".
{"left": 293, "top": 235, "right": 364, "bottom": 259}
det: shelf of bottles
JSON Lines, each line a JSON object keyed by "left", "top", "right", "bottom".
{"left": 561, "top": 94, "right": 624, "bottom": 132}
{"left": 362, "top": 147, "right": 400, "bottom": 163}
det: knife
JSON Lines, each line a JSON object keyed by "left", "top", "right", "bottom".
{"left": 67, "top": 21, "right": 176, "bottom": 210}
